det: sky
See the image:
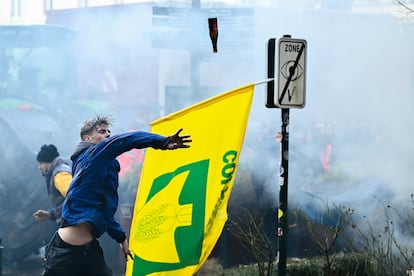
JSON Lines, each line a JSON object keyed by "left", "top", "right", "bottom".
{"left": 1, "top": 0, "right": 414, "bottom": 262}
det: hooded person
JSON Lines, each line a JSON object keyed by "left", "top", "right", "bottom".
{"left": 33, "top": 144, "right": 72, "bottom": 224}
{"left": 41, "top": 114, "right": 191, "bottom": 276}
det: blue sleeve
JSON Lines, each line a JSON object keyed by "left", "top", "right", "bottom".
{"left": 91, "top": 131, "right": 169, "bottom": 160}
{"left": 106, "top": 217, "right": 127, "bottom": 243}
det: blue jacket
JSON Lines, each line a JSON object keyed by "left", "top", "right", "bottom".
{"left": 62, "top": 131, "right": 169, "bottom": 242}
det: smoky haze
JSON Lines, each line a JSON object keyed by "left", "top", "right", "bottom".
{"left": 1, "top": 1, "right": 414, "bottom": 268}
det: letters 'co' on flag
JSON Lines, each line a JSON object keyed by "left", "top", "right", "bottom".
{"left": 126, "top": 84, "right": 254, "bottom": 276}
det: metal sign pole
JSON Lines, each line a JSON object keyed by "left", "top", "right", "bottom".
{"left": 266, "top": 34, "right": 306, "bottom": 275}
{"left": 278, "top": 108, "right": 289, "bottom": 275}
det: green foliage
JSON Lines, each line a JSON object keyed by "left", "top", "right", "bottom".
{"left": 201, "top": 195, "right": 414, "bottom": 275}
{"left": 224, "top": 264, "right": 271, "bottom": 276}
{"left": 332, "top": 252, "right": 376, "bottom": 276}
{"left": 286, "top": 258, "right": 322, "bottom": 275}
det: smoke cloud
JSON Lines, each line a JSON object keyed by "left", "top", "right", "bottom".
{"left": 1, "top": 1, "right": 414, "bottom": 268}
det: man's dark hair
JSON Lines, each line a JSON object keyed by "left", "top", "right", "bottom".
{"left": 80, "top": 114, "right": 114, "bottom": 140}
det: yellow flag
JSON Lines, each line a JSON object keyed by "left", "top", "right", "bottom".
{"left": 126, "top": 84, "right": 254, "bottom": 276}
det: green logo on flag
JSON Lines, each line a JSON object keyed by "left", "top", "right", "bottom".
{"left": 132, "top": 160, "right": 209, "bottom": 275}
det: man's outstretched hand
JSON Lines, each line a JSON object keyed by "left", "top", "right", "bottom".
{"left": 166, "top": 128, "right": 192, "bottom": 149}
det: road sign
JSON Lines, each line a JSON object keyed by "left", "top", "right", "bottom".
{"left": 277, "top": 37, "right": 307, "bottom": 108}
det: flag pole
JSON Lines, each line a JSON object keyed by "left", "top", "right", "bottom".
{"left": 254, "top": 78, "right": 275, "bottom": 86}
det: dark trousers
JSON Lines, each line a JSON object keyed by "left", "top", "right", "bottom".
{"left": 42, "top": 231, "right": 112, "bottom": 276}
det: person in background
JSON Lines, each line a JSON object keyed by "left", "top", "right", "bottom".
{"left": 42, "top": 114, "right": 192, "bottom": 276}
{"left": 33, "top": 144, "right": 72, "bottom": 225}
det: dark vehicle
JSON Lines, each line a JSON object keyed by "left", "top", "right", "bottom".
{"left": 0, "top": 24, "right": 136, "bottom": 275}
